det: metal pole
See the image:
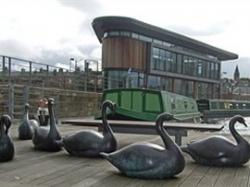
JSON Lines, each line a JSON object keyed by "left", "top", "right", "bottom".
{"left": 29, "top": 61, "right": 32, "bottom": 85}
{"left": 46, "top": 65, "right": 49, "bottom": 87}
{"left": 84, "top": 60, "right": 88, "bottom": 91}
{"left": 8, "top": 57, "right": 11, "bottom": 84}
{"left": 8, "top": 84, "right": 14, "bottom": 118}
{"left": 2, "top": 56, "right": 5, "bottom": 74}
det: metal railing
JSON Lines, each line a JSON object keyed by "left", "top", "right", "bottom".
{"left": 0, "top": 55, "right": 124, "bottom": 92}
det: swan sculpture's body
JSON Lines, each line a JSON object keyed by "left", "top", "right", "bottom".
{"left": 0, "top": 115, "right": 14, "bottom": 162}
{"left": 32, "top": 98, "right": 62, "bottom": 152}
{"left": 181, "top": 115, "right": 250, "bottom": 166}
{"left": 101, "top": 113, "right": 185, "bottom": 179}
{"left": 63, "top": 100, "right": 117, "bottom": 157}
{"left": 18, "top": 103, "right": 39, "bottom": 140}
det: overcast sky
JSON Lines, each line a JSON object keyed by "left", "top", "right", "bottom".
{"left": 0, "top": 0, "right": 249, "bottom": 77}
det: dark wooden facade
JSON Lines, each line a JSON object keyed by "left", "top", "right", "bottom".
{"left": 102, "top": 37, "right": 147, "bottom": 71}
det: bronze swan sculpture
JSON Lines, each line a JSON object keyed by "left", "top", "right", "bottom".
{"left": 63, "top": 100, "right": 117, "bottom": 157}
{"left": 181, "top": 115, "right": 250, "bottom": 166}
{"left": 18, "top": 103, "right": 39, "bottom": 140}
{"left": 101, "top": 113, "right": 185, "bottom": 179}
{"left": 0, "top": 115, "right": 14, "bottom": 162}
{"left": 32, "top": 98, "right": 62, "bottom": 152}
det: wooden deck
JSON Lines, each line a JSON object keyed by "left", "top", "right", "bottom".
{"left": 2, "top": 123, "right": 250, "bottom": 187}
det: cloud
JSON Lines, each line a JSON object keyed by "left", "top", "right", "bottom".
{"left": 57, "top": 0, "right": 102, "bottom": 15}
{"left": 167, "top": 21, "right": 230, "bottom": 37}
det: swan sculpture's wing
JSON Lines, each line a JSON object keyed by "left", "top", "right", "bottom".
{"left": 32, "top": 127, "right": 49, "bottom": 146}
{"left": 102, "top": 143, "right": 166, "bottom": 172}
{"left": 63, "top": 130, "right": 104, "bottom": 151}
{"left": 183, "top": 136, "right": 237, "bottom": 159}
{"left": 0, "top": 135, "right": 14, "bottom": 161}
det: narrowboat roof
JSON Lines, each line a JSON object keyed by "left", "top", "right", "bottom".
{"left": 92, "top": 16, "right": 238, "bottom": 61}
{"left": 200, "top": 99, "right": 250, "bottom": 103}
{"left": 103, "top": 88, "right": 196, "bottom": 100}
{"left": 103, "top": 88, "right": 172, "bottom": 95}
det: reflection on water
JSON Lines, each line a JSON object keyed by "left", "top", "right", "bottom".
{"left": 219, "top": 117, "right": 250, "bottom": 135}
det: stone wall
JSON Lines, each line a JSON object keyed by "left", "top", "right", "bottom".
{"left": 0, "top": 84, "right": 102, "bottom": 119}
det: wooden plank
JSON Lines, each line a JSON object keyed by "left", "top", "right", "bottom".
{"left": 214, "top": 168, "right": 237, "bottom": 187}
{"left": 179, "top": 165, "right": 210, "bottom": 187}
{"left": 225, "top": 167, "right": 250, "bottom": 187}
{"left": 196, "top": 167, "right": 223, "bottom": 187}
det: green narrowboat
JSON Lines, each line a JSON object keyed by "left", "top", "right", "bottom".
{"left": 98, "top": 88, "right": 201, "bottom": 122}
{"left": 197, "top": 99, "right": 250, "bottom": 121}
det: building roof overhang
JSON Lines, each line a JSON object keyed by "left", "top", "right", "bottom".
{"left": 92, "top": 16, "right": 238, "bottom": 61}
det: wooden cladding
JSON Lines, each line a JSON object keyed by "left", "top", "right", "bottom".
{"left": 102, "top": 37, "right": 147, "bottom": 71}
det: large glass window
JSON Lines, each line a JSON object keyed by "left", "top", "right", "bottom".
{"left": 174, "top": 79, "right": 194, "bottom": 97}
{"left": 177, "top": 54, "right": 182, "bottom": 73}
{"left": 197, "top": 59, "right": 203, "bottom": 77}
{"left": 183, "top": 56, "right": 189, "bottom": 75}
{"left": 206, "top": 61, "right": 210, "bottom": 78}
{"left": 106, "top": 70, "right": 126, "bottom": 89}
{"left": 147, "top": 75, "right": 161, "bottom": 90}
{"left": 215, "top": 63, "right": 219, "bottom": 80}
{"left": 197, "top": 82, "right": 212, "bottom": 98}
{"left": 161, "top": 77, "right": 173, "bottom": 91}
{"left": 174, "top": 79, "right": 183, "bottom": 95}
{"left": 151, "top": 47, "right": 176, "bottom": 73}
{"left": 105, "top": 70, "right": 145, "bottom": 89}
{"left": 152, "top": 48, "right": 160, "bottom": 70}
{"left": 120, "top": 31, "right": 131, "bottom": 37}
{"left": 139, "top": 35, "right": 152, "bottom": 42}
{"left": 210, "top": 62, "right": 215, "bottom": 79}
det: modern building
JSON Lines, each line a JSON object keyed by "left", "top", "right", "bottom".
{"left": 92, "top": 16, "right": 238, "bottom": 99}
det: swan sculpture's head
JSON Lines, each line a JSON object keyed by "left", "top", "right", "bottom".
{"left": 48, "top": 98, "right": 55, "bottom": 106}
{"left": 156, "top": 112, "right": 174, "bottom": 124}
{"left": 102, "top": 100, "right": 116, "bottom": 114}
{"left": 1, "top": 115, "right": 11, "bottom": 134}
{"left": 231, "top": 115, "right": 247, "bottom": 127}
{"left": 25, "top": 103, "right": 30, "bottom": 110}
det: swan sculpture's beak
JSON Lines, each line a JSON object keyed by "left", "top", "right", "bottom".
{"left": 243, "top": 121, "right": 248, "bottom": 127}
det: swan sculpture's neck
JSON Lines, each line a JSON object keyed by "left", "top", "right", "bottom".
{"left": 229, "top": 117, "right": 247, "bottom": 145}
{"left": 3, "top": 115, "right": 11, "bottom": 134}
{"left": 23, "top": 105, "right": 29, "bottom": 121}
{"left": 156, "top": 113, "right": 176, "bottom": 150}
{"left": 0, "top": 120, "right": 4, "bottom": 137}
{"left": 101, "top": 102, "right": 114, "bottom": 136}
{"left": 48, "top": 101, "right": 56, "bottom": 134}
{"left": 0, "top": 115, "right": 10, "bottom": 136}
